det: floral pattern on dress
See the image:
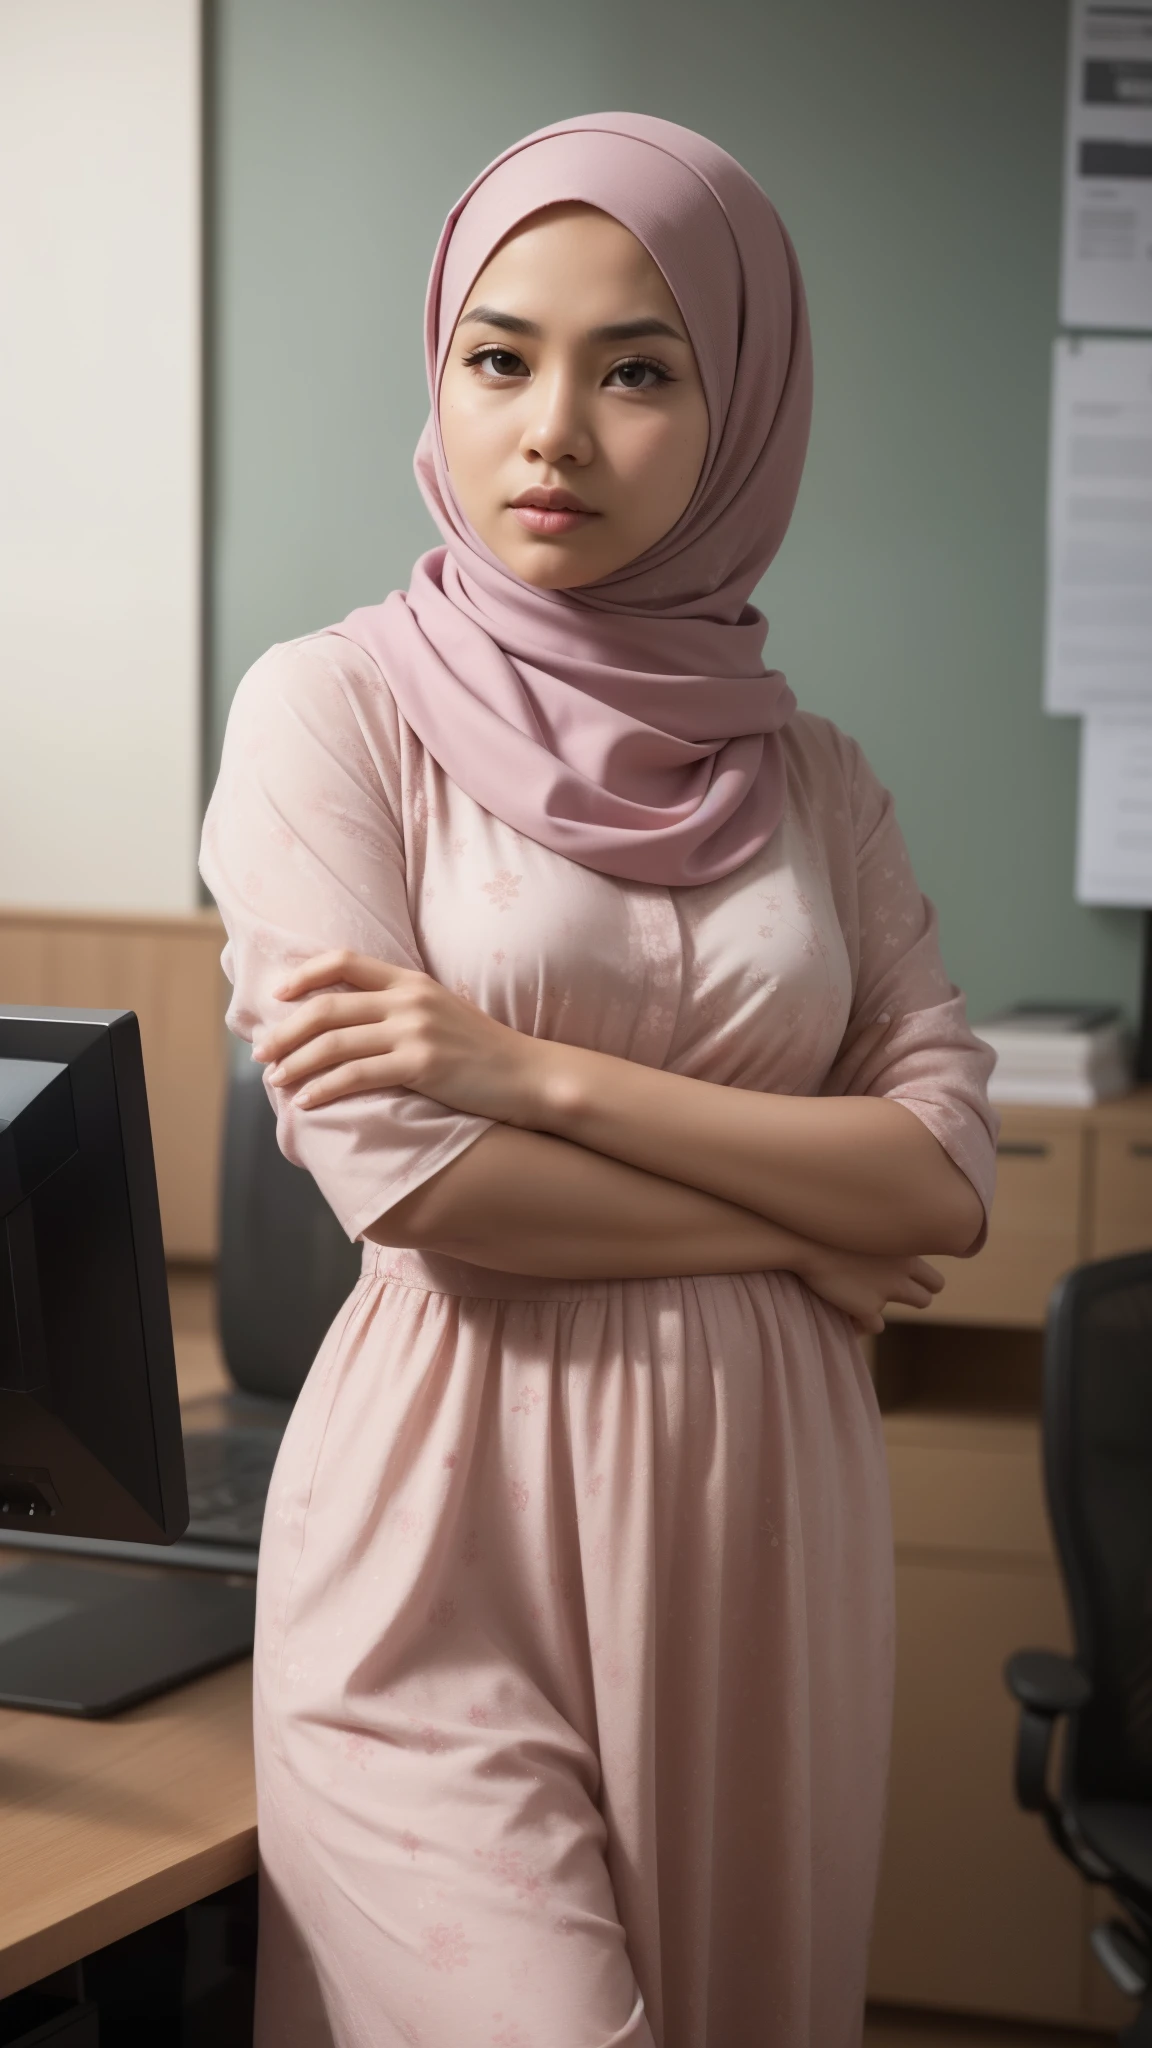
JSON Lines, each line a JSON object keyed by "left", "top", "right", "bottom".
{"left": 200, "top": 632, "right": 999, "bottom": 2048}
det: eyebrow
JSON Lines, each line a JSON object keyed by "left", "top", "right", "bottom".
{"left": 457, "top": 304, "right": 688, "bottom": 346}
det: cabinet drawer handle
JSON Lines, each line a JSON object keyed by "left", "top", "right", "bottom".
{"left": 996, "top": 1141, "right": 1050, "bottom": 1158}
{"left": 1130, "top": 1143, "right": 1152, "bottom": 1159}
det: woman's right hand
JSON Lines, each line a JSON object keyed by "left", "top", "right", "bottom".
{"left": 795, "top": 1242, "right": 945, "bottom": 1334}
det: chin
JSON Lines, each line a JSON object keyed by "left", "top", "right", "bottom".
{"left": 518, "top": 562, "right": 594, "bottom": 591}
{"left": 487, "top": 543, "right": 597, "bottom": 591}
{"left": 507, "top": 533, "right": 631, "bottom": 590}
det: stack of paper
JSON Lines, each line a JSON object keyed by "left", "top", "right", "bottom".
{"left": 975, "top": 1004, "right": 1133, "bottom": 1107}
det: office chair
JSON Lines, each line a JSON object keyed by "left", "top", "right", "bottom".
{"left": 217, "top": 1051, "right": 363, "bottom": 1403}
{"left": 1005, "top": 1249, "right": 1152, "bottom": 2045}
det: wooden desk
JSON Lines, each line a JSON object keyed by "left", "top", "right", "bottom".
{"left": 0, "top": 1660, "right": 254, "bottom": 1998}
{"left": 0, "top": 1272, "right": 255, "bottom": 2000}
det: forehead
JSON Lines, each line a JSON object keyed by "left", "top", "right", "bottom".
{"left": 460, "top": 204, "right": 677, "bottom": 317}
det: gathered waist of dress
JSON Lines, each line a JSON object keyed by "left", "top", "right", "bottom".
{"left": 360, "top": 1241, "right": 782, "bottom": 1305}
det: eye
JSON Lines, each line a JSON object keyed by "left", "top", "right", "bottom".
{"left": 606, "top": 356, "right": 673, "bottom": 391}
{"left": 461, "top": 345, "right": 528, "bottom": 380}
{"left": 460, "top": 345, "right": 675, "bottom": 391}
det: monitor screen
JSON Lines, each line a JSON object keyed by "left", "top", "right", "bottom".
{"left": 0, "top": 1005, "right": 188, "bottom": 1543}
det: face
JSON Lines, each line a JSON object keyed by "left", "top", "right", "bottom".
{"left": 438, "top": 203, "right": 710, "bottom": 590}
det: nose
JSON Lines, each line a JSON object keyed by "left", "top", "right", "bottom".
{"left": 518, "top": 365, "right": 594, "bottom": 469}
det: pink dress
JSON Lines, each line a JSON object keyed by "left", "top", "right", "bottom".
{"left": 200, "top": 632, "right": 997, "bottom": 2048}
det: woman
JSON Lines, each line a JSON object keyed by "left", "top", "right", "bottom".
{"left": 201, "top": 112, "right": 997, "bottom": 2048}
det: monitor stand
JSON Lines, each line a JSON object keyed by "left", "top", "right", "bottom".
{"left": 0, "top": 1558, "right": 254, "bottom": 1716}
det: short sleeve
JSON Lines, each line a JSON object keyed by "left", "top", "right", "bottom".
{"left": 198, "top": 634, "right": 495, "bottom": 1241}
{"left": 825, "top": 738, "right": 1000, "bottom": 1254}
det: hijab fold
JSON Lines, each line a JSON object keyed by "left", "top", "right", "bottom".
{"left": 334, "top": 111, "right": 813, "bottom": 887}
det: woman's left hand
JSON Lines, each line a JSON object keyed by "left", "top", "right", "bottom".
{"left": 252, "top": 950, "right": 546, "bottom": 1124}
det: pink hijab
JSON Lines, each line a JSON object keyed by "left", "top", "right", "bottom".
{"left": 335, "top": 111, "right": 813, "bottom": 887}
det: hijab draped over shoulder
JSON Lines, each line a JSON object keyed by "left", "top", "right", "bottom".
{"left": 334, "top": 111, "right": 813, "bottom": 887}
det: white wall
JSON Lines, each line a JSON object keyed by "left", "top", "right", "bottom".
{"left": 0, "top": 0, "right": 201, "bottom": 912}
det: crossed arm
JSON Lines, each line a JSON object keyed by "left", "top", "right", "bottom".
{"left": 251, "top": 950, "right": 985, "bottom": 1332}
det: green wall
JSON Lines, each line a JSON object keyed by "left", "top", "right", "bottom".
{"left": 210, "top": 0, "right": 1143, "bottom": 1025}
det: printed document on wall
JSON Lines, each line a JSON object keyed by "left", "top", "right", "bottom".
{"left": 1076, "top": 714, "right": 1152, "bottom": 905}
{"left": 1062, "top": 0, "right": 1152, "bottom": 330}
{"left": 1045, "top": 337, "right": 1152, "bottom": 714}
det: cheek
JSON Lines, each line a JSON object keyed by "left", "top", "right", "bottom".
{"left": 439, "top": 393, "right": 507, "bottom": 511}
{"left": 609, "top": 412, "right": 704, "bottom": 519}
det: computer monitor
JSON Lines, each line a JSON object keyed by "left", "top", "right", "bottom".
{"left": 0, "top": 1004, "right": 189, "bottom": 1542}
{"left": 0, "top": 1004, "right": 258, "bottom": 1717}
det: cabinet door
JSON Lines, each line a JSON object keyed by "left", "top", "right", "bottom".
{"left": 867, "top": 1561, "right": 1086, "bottom": 2023}
{"left": 1090, "top": 1126, "right": 1152, "bottom": 1259}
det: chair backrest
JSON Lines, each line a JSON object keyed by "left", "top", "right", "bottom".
{"left": 216, "top": 1055, "right": 363, "bottom": 1403}
{"left": 1044, "top": 1250, "right": 1152, "bottom": 1801}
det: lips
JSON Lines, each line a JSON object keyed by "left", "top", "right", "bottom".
{"left": 511, "top": 507, "right": 592, "bottom": 536}
{"left": 510, "top": 489, "right": 596, "bottom": 513}
{"left": 509, "top": 488, "right": 598, "bottom": 537}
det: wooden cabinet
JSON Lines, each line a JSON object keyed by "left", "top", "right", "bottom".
{"left": 869, "top": 1091, "right": 1152, "bottom": 2028}
{"left": 870, "top": 1550, "right": 1083, "bottom": 2022}
{"left": 1090, "top": 1094, "right": 1152, "bottom": 1259}
{"left": 0, "top": 907, "right": 228, "bottom": 1260}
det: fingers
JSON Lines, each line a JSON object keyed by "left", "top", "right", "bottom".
{"left": 909, "top": 1258, "right": 946, "bottom": 1294}
{"left": 889, "top": 1258, "right": 946, "bottom": 1311}
{"left": 272, "top": 950, "right": 400, "bottom": 1003}
{"left": 253, "top": 990, "right": 390, "bottom": 1064}
{"left": 265, "top": 1023, "right": 394, "bottom": 1090}
{"left": 292, "top": 1056, "right": 400, "bottom": 1109}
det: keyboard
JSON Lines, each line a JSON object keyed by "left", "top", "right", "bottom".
{"left": 0, "top": 1422, "right": 286, "bottom": 1575}
{"left": 183, "top": 1428, "right": 283, "bottom": 1547}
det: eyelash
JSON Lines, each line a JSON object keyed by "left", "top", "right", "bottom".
{"left": 460, "top": 344, "right": 674, "bottom": 389}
